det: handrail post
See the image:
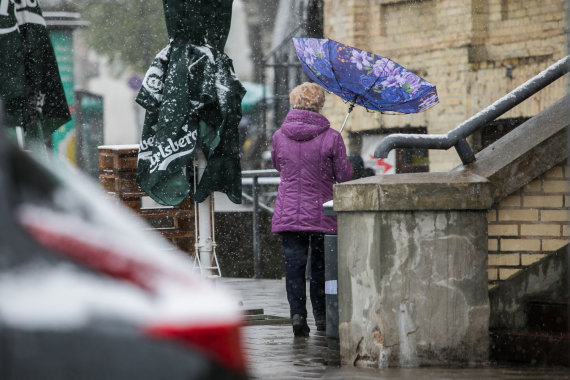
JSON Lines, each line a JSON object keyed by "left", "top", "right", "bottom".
{"left": 252, "top": 175, "right": 261, "bottom": 279}
{"left": 455, "top": 138, "right": 475, "bottom": 165}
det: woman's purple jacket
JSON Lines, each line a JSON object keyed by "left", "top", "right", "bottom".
{"left": 271, "top": 109, "right": 353, "bottom": 235}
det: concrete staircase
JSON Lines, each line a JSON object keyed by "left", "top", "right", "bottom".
{"left": 462, "top": 93, "right": 570, "bottom": 366}
{"left": 488, "top": 245, "right": 569, "bottom": 366}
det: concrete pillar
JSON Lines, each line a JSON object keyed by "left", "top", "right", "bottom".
{"left": 334, "top": 172, "right": 493, "bottom": 368}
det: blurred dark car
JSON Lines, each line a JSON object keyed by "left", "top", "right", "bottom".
{"left": 0, "top": 130, "right": 249, "bottom": 380}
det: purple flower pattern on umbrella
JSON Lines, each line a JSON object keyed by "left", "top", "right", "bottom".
{"left": 372, "top": 58, "right": 397, "bottom": 77}
{"left": 292, "top": 37, "right": 439, "bottom": 114}
{"left": 294, "top": 38, "right": 333, "bottom": 78}
{"left": 350, "top": 50, "right": 372, "bottom": 70}
{"left": 295, "top": 42, "right": 317, "bottom": 65}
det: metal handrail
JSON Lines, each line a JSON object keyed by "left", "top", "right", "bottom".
{"left": 374, "top": 55, "right": 570, "bottom": 165}
{"left": 242, "top": 169, "right": 280, "bottom": 278}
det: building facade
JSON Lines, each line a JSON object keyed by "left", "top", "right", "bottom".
{"left": 323, "top": 0, "right": 568, "bottom": 171}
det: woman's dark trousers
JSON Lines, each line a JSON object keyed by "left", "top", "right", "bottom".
{"left": 282, "top": 231, "right": 325, "bottom": 321}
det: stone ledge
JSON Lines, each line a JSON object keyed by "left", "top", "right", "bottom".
{"left": 334, "top": 171, "right": 493, "bottom": 211}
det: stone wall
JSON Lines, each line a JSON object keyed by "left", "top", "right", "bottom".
{"left": 337, "top": 209, "right": 490, "bottom": 368}
{"left": 322, "top": 0, "right": 568, "bottom": 171}
{"left": 334, "top": 171, "right": 493, "bottom": 368}
{"left": 487, "top": 162, "right": 569, "bottom": 286}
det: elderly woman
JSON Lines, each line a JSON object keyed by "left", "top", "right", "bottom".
{"left": 271, "top": 82, "right": 353, "bottom": 337}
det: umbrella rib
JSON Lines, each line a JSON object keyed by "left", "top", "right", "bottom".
{"left": 325, "top": 40, "right": 354, "bottom": 103}
{"left": 359, "top": 56, "right": 392, "bottom": 110}
{"left": 389, "top": 86, "right": 436, "bottom": 108}
{"left": 303, "top": 62, "right": 336, "bottom": 97}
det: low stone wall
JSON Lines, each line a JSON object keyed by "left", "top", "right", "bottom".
{"left": 334, "top": 172, "right": 492, "bottom": 368}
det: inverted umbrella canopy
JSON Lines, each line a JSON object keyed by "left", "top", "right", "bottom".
{"left": 292, "top": 37, "right": 438, "bottom": 131}
{"left": 0, "top": 0, "right": 71, "bottom": 148}
{"left": 136, "top": 0, "right": 245, "bottom": 206}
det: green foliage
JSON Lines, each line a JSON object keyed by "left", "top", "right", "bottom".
{"left": 76, "top": 0, "right": 168, "bottom": 74}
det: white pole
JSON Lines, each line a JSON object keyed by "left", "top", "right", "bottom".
{"left": 15, "top": 126, "right": 24, "bottom": 149}
{"left": 339, "top": 111, "right": 351, "bottom": 134}
{"left": 195, "top": 149, "right": 213, "bottom": 276}
{"left": 339, "top": 102, "right": 356, "bottom": 134}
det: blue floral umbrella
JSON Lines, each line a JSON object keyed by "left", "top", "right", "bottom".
{"left": 292, "top": 37, "right": 439, "bottom": 132}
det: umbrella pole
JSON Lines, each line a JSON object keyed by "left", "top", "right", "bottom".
{"left": 15, "top": 127, "right": 24, "bottom": 149}
{"left": 339, "top": 103, "right": 355, "bottom": 134}
{"left": 194, "top": 149, "right": 215, "bottom": 277}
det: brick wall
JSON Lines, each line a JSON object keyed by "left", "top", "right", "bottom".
{"left": 487, "top": 162, "right": 569, "bottom": 287}
{"left": 323, "top": 0, "right": 568, "bottom": 171}
{"left": 98, "top": 146, "right": 196, "bottom": 254}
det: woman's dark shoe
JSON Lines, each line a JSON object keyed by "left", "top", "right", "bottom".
{"left": 292, "top": 314, "right": 310, "bottom": 337}
{"left": 316, "top": 319, "right": 326, "bottom": 332}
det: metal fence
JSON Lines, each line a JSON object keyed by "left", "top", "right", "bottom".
{"left": 241, "top": 169, "right": 280, "bottom": 278}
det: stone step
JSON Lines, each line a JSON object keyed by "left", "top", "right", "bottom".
{"left": 527, "top": 299, "right": 569, "bottom": 334}
{"left": 490, "top": 330, "right": 570, "bottom": 366}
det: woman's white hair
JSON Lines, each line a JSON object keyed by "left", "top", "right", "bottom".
{"left": 289, "top": 82, "right": 325, "bottom": 113}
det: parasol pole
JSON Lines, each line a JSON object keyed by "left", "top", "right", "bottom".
{"left": 15, "top": 127, "right": 24, "bottom": 149}
{"left": 194, "top": 148, "right": 215, "bottom": 277}
{"left": 339, "top": 102, "right": 355, "bottom": 133}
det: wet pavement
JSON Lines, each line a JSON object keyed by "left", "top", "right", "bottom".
{"left": 219, "top": 278, "right": 570, "bottom": 380}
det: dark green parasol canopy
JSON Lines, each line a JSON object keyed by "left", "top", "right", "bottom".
{"left": 0, "top": 0, "right": 71, "bottom": 150}
{"left": 136, "top": 0, "right": 245, "bottom": 206}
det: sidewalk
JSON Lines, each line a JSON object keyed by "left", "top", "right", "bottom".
{"left": 219, "top": 278, "right": 331, "bottom": 379}
{"left": 219, "top": 278, "right": 570, "bottom": 380}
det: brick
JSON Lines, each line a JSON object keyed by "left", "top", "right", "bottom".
{"left": 521, "top": 253, "right": 548, "bottom": 266}
{"left": 501, "top": 239, "right": 541, "bottom": 251}
{"left": 543, "top": 180, "right": 570, "bottom": 194}
{"left": 498, "top": 209, "right": 539, "bottom": 222}
{"left": 544, "top": 166, "right": 564, "bottom": 179}
{"left": 488, "top": 239, "right": 498, "bottom": 251}
{"left": 487, "top": 209, "right": 497, "bottom": 222}
{"left": 523, "top": 180, "right": 542, "bottom": 193}
{"left": 488, "top": 253, "right": 520, "bottom": 266}
{"left": 499, "top": 268, "right": 522, "bottom": 280}
{"left": 488, "top": 224, "right": 519, "bottom": 237}
{"left": 522, "top": 195, "right": 564, "bottom": 208}
{"left": 488, "top": 268, "right": 498, "bottom": 281}
{"left": 498, "top": 194, "right": 521, "bottom": 207}
{"left": 542, "top": 239, "right": 569, "bottom": 251}
{"left": 520, "top": 224, "right": 561, "bottom": 237}
{"left": 541, "top": 209, "right": 569, "bottom": 221}
{"left": 564, "top": 225, "right": 570, "bottom": 237}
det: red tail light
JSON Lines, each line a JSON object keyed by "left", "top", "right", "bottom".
{"left": 145, "top": 321, "right": 247, "bottom": 374}
{"left": 21, "top": 220, "right": 157, "bottom": 292}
